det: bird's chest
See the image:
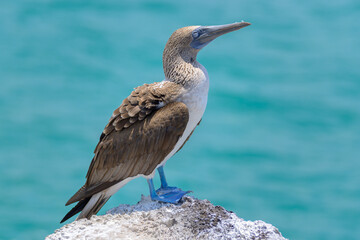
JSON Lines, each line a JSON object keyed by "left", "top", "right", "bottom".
{"left": 180, "top": 61, "right": 209, "bottom": 120}
{"left": 177, "top": 66, "right": 209, "bottom": 142}
{"left": 181, "top": 80, "right": 209, "bottom": 126}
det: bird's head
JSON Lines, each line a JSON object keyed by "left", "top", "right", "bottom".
{"left": 164, "top": 22, "right": 250, "bottom": 62}
{"left": 190, "top": 21, "right": 251, "bottom": 50}
{"left": 163, "top": 22, "right": 250, "bottom": 83}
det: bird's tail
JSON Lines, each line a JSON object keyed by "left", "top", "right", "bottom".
{"left": 60, "top": 193, "right": 110, "bottom": 223}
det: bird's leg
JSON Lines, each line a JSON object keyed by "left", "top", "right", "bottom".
{"left": 147, "top": 178, "right": 159, "bottom": 200}
{"left": 146, "top": 169, "right": 190, "bottom": 204}
{"left": 147, "top": 166, "right": 191, "bottom": 204}
{"left": 148, "top": 178, "right": 173, "bottom": 202}
{"left": 157, "top": 166, "right": 176, "bottom": 190}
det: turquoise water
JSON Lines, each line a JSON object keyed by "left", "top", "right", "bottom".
{"left": 1, "top": 0, "right": 359, "bottom": 239}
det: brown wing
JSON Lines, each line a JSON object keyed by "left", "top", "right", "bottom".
{"left": 66, "top": 83, "right": 188, "bottom": 205}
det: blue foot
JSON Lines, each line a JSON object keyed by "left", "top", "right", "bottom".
{"left": 147, "top": 177, "right": 190, "bottom": 204}
{"left": 156, "top": 166, "right": 191, "bottom": 202}
{"left": 154, "top": 186, "right": 191, "bottom": 203}
{"left": 156, "top": 186, "right": 178, "bottom": 195}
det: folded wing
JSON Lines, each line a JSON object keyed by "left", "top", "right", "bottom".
{"left": 66, "top": 82, "right": 189, "bottom": 205}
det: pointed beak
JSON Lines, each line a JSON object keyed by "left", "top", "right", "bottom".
{"left": 190, "top": 22, "right": 251, "bottom": 49}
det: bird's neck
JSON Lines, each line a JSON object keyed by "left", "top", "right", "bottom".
{"left": 163, "top": 45, "right": 208, "bottom": 88}
{"left": 163, "top": 54, "right": 208, "bottom": 88}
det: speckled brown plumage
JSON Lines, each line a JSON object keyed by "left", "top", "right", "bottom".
{"left": 66, "top": 82, "right": 188, "bottom": 205}
{"left": 102, "top": 81, "right": 185, "bottom": 135}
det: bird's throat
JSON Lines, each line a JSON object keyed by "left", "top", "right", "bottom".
{"left": 164, "top": 59, "right": 206, "bottom": 88}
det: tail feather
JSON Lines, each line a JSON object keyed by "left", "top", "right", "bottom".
{"left": 76, "top": 193, "right": 110, "bottom": 220}
{"left": 60, "top": 197, "right": 91, "bottom": 223}
{"left": 61, "top": 193, "right": 110, "bottom": 223}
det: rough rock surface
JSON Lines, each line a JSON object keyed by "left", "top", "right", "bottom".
{"left": 47, "top": 196, "right": 287, "bottom": 240}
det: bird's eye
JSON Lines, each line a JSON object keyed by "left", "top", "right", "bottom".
{"left": 192, "top": 31, "right": 199, "bottom": 39}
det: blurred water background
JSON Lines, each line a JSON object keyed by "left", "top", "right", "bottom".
{"left": 0, "top": 0, "right": 359, "bottom": 239}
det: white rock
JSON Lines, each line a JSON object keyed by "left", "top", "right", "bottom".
{"left": 47, "top": 196, "right": 287, "bottom": 240}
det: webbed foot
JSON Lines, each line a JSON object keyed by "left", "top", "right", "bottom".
{"left": 155, "top": 186, "right": 191, "bottom": 203}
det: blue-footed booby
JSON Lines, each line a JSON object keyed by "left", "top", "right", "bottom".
{"left": 61, "top": 21, "right": 250, "bottom": 223}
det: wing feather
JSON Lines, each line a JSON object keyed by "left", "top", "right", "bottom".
{"left": 66, "top": 82, "right": 187, "bottom": 205}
